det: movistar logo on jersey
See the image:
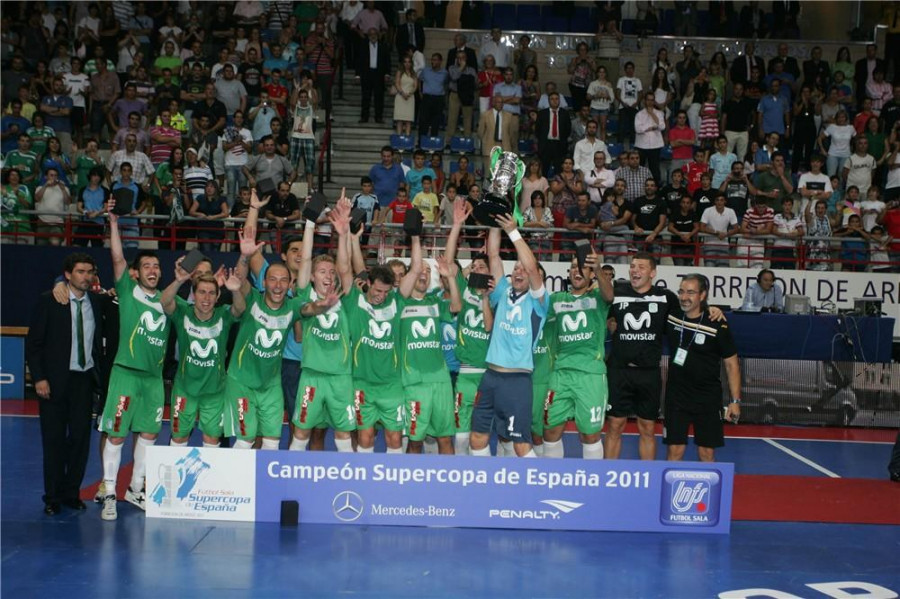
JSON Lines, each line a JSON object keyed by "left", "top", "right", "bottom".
{"left": 317, "top": 312, "right": 339, "bottom": 329}
{"left": 506, "top": 305, "right": 522, "bottom": 322}
{"left": 255, "top": 329, "right": 283, "bottom": 348}
{"left": 464, "top": 309, "right": 484, "bottom": 328}
{"left": 561, "top": 312, "right": 587, "bottom": 332}
{"left": 139, "top": 311, "right": 167, "bottom": 332}
{"left": 624, "top": 311, "right": 652, "bottom": 331}
{"left": 411, "top": 320, "right": 436, "bottom": 339}
{"left": 368, "top": 320, "right": 392, "bottom": 339}
{"left": 190, "top": 339, "right": 218, "bottom": 358}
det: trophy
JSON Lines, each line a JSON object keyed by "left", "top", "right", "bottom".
{"left": 473, "top": 146, "right": 526, "bottom": 226}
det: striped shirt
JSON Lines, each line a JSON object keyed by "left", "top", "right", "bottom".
{"left": 149, "top": 126, "right": 181, "bottom": 166}
{"left": 741, "top": 206, "right": 774, "bottom": 232}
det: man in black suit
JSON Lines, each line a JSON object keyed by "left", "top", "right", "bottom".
{"left": 447, "top": 33, "right": 478, "bottom": 72}
{"left": 769, "top": 43, "right": 801, "bottom": 81}
{"left": 459, "top": 0, "right": 484, "bottom": 29}
{"left": 396, "top": 8, "right": 424, "bottom": 55}
{"left": 730, "top": 42, "right": 765, "bottom": 85}
{"left": 358, "top": 27, "right": 391, "bottom": 123}
{"left": 855, "top": 44, "right": 886, "bottom": 110}
{"left": 536, "top": 92, "right": 572, "bottom": 177}
{"left": 26, "top": 253, "right": 107, "bottom": 515}
{"left": 772, "top": 0, "right": 801, "bottom": 38}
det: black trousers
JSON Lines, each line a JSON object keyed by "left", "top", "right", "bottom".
{"left": 360, "top": 68, "right": 385, "bottom": 120}
{"left": 39, "top": 370, "right": 94, "bottom": 505}
{"left": 889, "top": 430, "right": 900, "bottom": 476}
{"left": 638, "top": 147, "right": 661, "bottom": 182}
{"left": 419, "top": 94, "right": 445, "bottom": 138}
{"left": 539, "top": 140, "right": 567, "bottom": 177}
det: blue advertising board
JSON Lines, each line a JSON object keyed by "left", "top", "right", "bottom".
{"left": 0, "top": 336, "right": 25, "bottom": 399}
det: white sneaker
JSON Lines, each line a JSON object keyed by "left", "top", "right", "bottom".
{"left": 94, "top": 481, "right": 106, "bottom": 504}
{"left": 101, "top": 495, "right": 117, "bottom": 521}
{"left": 124, "top": 486, "right": 145, "bottom": 511}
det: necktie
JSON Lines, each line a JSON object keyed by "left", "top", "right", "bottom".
{"left": 75, "top": 298, "right": 86, "bottom": 369}
{"left": 551, "top": 110, "right": 558, "bottom": 138}
{"left": 494, "top": 110, "right": 501, "bottom": 142}
{"left": 409, "top": 24, "right": 415, "bottom": 47}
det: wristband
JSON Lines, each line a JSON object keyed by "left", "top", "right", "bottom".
{"left": 507, "top": 229, "right": 522, "bottom": 242}
{"left": 529, "top": 285, "right": 546, "bottom": 299}
{"left": 730, "top": 398, "right": 741, "bottom": 404}
{"left": 305, "top": 219, "right": 315, "bottom": 230}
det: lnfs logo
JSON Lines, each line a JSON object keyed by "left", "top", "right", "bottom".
{"left": 660, "top": 469, "right": 721, "bottom": 527}
{"left": 150, "top": 448, "right": 210, "bottom": 507}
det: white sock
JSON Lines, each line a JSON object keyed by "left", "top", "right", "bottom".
{"left": 169, "top": 438, "right": 188, "bottom": 447}
{"left": 543, "top": 439, "right": 564, "bottom": 458}
{"left": 102, "top": 442, "right": 123, "bottom": 492}
{"left": 582, "top": 440, "right": 604, "bottom": 460}
{"left": 202, "top": 442, "right": 219, "bottom": 448}
{"left": 233, "top": 439, "right": 254, "bottom": 449}
{"left": 130, "top": 436, "right": 155, "bottom": 490}
{"left": 533, "top": 444, "right": 544, "bottom": 457}
{"left": 357, "top": 445, "right": 375, "bottom": 453}
{"left": 500, "top": 441, "right": 513, "bottom": 457}
{"left": 260, "top": 438, "right": 279, "bottom": 450}
{"left": 401, "top": 436, "right": 409, "bottom": 452}
{"left": 288, "top": 437, "right": 308, "bottom": 451}
{"left": 423, "top": 437, "right": 438, "bottom": 454}
{"left": 334, "top": 437, "right": 354, "bottom": 452}
{"left": 386, "top": 446, "right": 404, "bottom": 454}
{"left": 522, "top": 448, "right": 537, "bottom": 458}
{"left": 454, "top": 433, "right": 469, "bottom": 456}
{"left": 470, "top": 445, "right": 491, "bottom": 457}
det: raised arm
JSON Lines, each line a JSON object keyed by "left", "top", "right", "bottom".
{"left": 330, "top": 188, "right": 354, "bottom": 295}
{"left": 495, "top": 213, "right": 543, "bottom": 295}
{"left": 243, "top": 188, "right": 269, "bottom": 279}
{"left": 350, "top": 224, "right": 367, "bottom": 276}
{"left": 435, "top": 254, "right": 462, "bottom": 314}
{"left": 297, "top": 200, "right": 317, "bottom": 290}
{"left": 107, "top": 199, "right": 127, "bottom": 280}
{"left": 398, "top": 235, "right": 422, "bottom": 298}
{"left": 586, "top": 250, "right": 614, "bottom": 304}
{"left": 236, "top": 224, "right": 265, "bottom": 300}
{"left": 160, "top": 256, "right": 192, "bottom": 315}
{"left": 486, "top": 226, "right": 504, "bottom": 282}
{"left": 223, "top": 264, "right": 248, "bottom": 318}
{"left": 444, "top": 198, "right": 472, "bottom": 265}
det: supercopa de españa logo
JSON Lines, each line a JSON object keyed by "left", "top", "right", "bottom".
{"left": 149, "top": 448, "right": 252, "bottom": 514}
{"left": 659, "top": 469, "right": 721, "bottom": 527}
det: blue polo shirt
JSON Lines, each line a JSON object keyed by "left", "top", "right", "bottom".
{"left": 757, "top": 94, "right": 789, "bottom": 135}
{"left": 492, "top": 82, "right": 522, "bottom": 114}
{"left": 40, "top": 95, "right": 73, "bottom": 133}
{"left": 368, "top": 162, "right": 406, "bottom": 207}
{"left": 419, "top": 68, "right": 448, "bottom": 97}
{"left": 1, "top": 115, "right": 30, "bottom": 154}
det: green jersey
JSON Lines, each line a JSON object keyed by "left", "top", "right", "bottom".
{"left": 114, "top": 272, "right": 169, "bottom": 374}
{"left": 344, "top": 286, "right": 399, "bottom": 383}
{"left": 172, "top": 297, "right": 236, "bottom": 396}
{"left": 397, "top": 294, "right": 453, "bottom": 384}
{"left": 454, "top": 272, "right": 491, "bottom": 368}
{"left": 1, "top": 184, "right": 32, "bottom": 232}
{"left": 4, "top": 150, "right": 38, "bottom": 189}
{"left": 26, "top": 126, "right": 54, "bottom": 158}
{"left": 296, "top": 283, "right": 352, "bottom": 375}
{"left": 546, "top": 288, "right": 611, "bottom": 375}
{"left": 75, "top": 154, "right": 101, "bottom": 190}
{"left": 230, "top": 288, "right": 302, "bottom": 389}
{"left": 532, "top": 319, "right": 555, "bottom": 382}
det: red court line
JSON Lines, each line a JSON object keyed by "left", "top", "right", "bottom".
{"left": 80, "top": 464, "right": 134, "bottom": 502}
{"left": 732, "top": 474, "right": 900, "bottom": 525}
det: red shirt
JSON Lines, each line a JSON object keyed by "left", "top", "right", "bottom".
{"left": 263, "top": 83, "right": 288, "bottom": 118}
{"left": 386, "top": 198, "right": 412, "bottom": 223}
{"left": 882, "top": 208, "right": 900, "bottom": 252}
{"left": 683, "top": 161, "right": 709, "bottom": 194}
{"left": 669, "top": 125, "right": 696, "bottom": 161}
{"left": 853, "top": 111, "right": 873, "bottom": 135}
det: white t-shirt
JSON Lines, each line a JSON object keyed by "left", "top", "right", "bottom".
{"left": 586, "top": 80, "right": 614, "bottom": 112}
{"left": 845, "top": 153, "right": 876, "bottom": 196}
{"left": 888, "top": 152, "right": 900, "bottom": 190}
{"left": 824, "top": 124, "right": 855, "bottom": 158}
{"left": 616, "top": 76, "right": 642, "bottom": 108}
{"left": 63, "top": 72, "right": 91, "bottom": 109}
{"left": 700, "top": 206, "right": 737, "bottom": 246}
{"left": 772, "top": 213, "right": 804, "bottom": 248}
{"left": 222, "top": 127, "right": 253, "bottom": 167}
{"left": 797, "top": 171, "right": 832, "bottom": 215}
{"left": 859, "top": 199, "right": 885, "bottom": 232}
{"left": 36, "top": 184, "right": 67, "bottom": 225}
{"left": 77, "top": 15, "right": 100, "bottom": 37}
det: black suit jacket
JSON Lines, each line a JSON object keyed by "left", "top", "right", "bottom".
{"left": 26, "top": 291, "right": 108, "bottom": 394}
{"left": 459, "top": 0, "right": 484, "bottom": 29}
{"left": 447, "top": 46, "right": 478, "bottom": 71}
{"left": 770, "top": 56, "right": 801, "bottom": 80}
{"left": 357, "top": 41, "right": 392, "bottom": 76}
{"left": 536, "top": 108, "right": 572, "bottom": 150}
{"left": 730, "top": 54, "right": 765, "bottom": 84}
{"left": 855, "top": 57, "right": 886, "bottom": 102}
{"left": 396, "top": 21, "right": 425, "bottom": 53}
{"left": 772, "top": 0, "right": 800, "bottom": 30}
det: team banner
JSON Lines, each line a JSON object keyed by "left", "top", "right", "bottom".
{"left": 147, "top": 447, "right": 733, "bottom": 534}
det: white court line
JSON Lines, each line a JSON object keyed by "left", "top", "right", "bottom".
{"left": 762, "top": 438, "right": 842, "bottom": 478}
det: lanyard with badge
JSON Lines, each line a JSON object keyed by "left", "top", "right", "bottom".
{"left": 673, "top": 314, "right": 703, "bottom": 367}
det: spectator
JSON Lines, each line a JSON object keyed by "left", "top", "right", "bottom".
{"left": 153, "top": 146, "right": 184, "bottom": 199}
{"left": 720, "top": 161, "right": 758, "bottom": 223}
{"left": 184, "top": 147, "right": 213, "bottom": 196}
{"left": 755, "top": 152, "right": 794, "bottom": 210}
{"left": 853, "top": 98, "right": 875, "bottom": 135}
{"left": 214, "top": 64, "right": 247, "bottom": 121}
{"left": 405, "top": 150, "right": 436, "bottom": 200}
{"left": 730, "top": 42, "right": 765, "bottom": 85}
{"left": 754, "top": 132, "right": 780, "bottom": 176}
{"left": 709, "top": 136, "right": 737, "bottom": 189}
{"left": 882, "top": 84, "right": 900, "bottom": 136}
{"left": 480, "top": 27, "right": 509, "bottom": 69}
{"left": 382, "top": 186, "right": 413, "bottom": 256}
{"left": 1, "top": 169, "right": 33, "bottom": 243}
{"left": 769, "top": 43, "right": 801, "bottom": 80}
{"left": 854, "top": 44, "right": 885, "bottom": 110}
{"left": 802, "top": 46, "right": 831, "bottom": 94}
{"left": 791, "top": 86, "right": 819, "bottom": 173}
{"left": 352, "top": 175, "right": 380, "bottom": 241}
{"left": 6, "top": 134, "right": 40, "bottom": 190}
{"left": 536, "top": 92, "right": 571, "bottom": 177}
{"left": 668, "top": 111, "right": 696, "bottom": 181}
{"left": 567, "top": 42, "right": 595, "bottom": 111}
{"left": 834, "top": 214, "right": 867, "bottom": 272}
{"left": 448, "top": 155, "right": 476, "bottom": 197}
{"left": 771, "top": 197, "right": 804, "bottom": 269}
{"left": 875, "top": 193, "right": 900, "bottom": 270}
{"left": 445, "top": 51, "right": 477, "bottom": 146}
{"left": 818, "top": 111, "right": 856, "bottom": 180}
{"left": 844, "top": 137, "right": 877, "bottom": 199}
{"left": 262, "top": 70, "right": 288, "bottom": 119}
{"left": 866, "top": 69, "right": 893, "bottom": 116}
{"left": 40, "top": 76, "right": 74, "bottom": 154}
{"left": 222, "top": 111, "right": 253, "bottom": 207}
{"left": 288, "top": 89, "right": 316, "bottom": 193}
{"left": 675, "top": 45, "right": 701, "bottom": 98}
{"left": 189, "top": 180, "right": 228, "bottom": 252}
{"left": 418, "top": 53, "right": 448, "bottom": 139}
{"left": 63, "top": 58, "right": 90, "bottom": 147}
{"left": 549, "top": 157, "right": 583, "bottom": 222}
{"left": 74, "top": 167, "right": 110, "bottom": 247}
{"left": 668, "top": 192, "right": 700, "bottom": 266}
{"left": 149, "top": 109, "right": 181, "bottom": 167}
{"left": 243, "top": 135, "right": 294, "bottom": 188}
{"left": 368, "top": 145, "right": 406, "bottom": 209}
{"left": 562, "top": 190, "right": 598, "bottom": 251}
{"left": 108, "top": 84, "right": 146, "bottom": 131}
{"left": 860, "top": 186, "right": 886, "bottom": 232}
{"left": 737, "top": 197, "right": 775, "bottom": 269}
{"left": 804, "top": 199, "right": 833, "bottom": 271}
{"left": 513, "top": 35, "right": 536, "bottom": 81}
{"left": 522, "top": 190, "right": 553, "bottom": 257}
{"left": 662, "top": 168, "right": 688, "bottom": 214}
{"left": 598, "top": 181, "right": 633, "bottom": 263}
{"left": 692, "top": 173, "right": 716, "bottom": 214}
{"left": 573, "top": 120, "right": 611, "bottom": 176}
{"left": 615, "top": 61, "right": 642, "bottom": 150}
{"left": 395, "top": 8, "right": 424, "bottom": 55}
{"left": 648, "top": 66, "right": 673, "bottom": 119}
{"left": 111, "top": 112, "right": 149, "bottom": 154}
{"left": 614, "top": 151, "right": 652, "bottom": 203}
{"left": 629, "top": 178, "right": 666, "bottom": 253}
{"left": 0, "top": 100, "right": 30, "bottom": 155}
{"left": 757, "top": 79, "right": 789, "bottom": 142}
{"left": 517, "top": 158, "right": 547, "bottom": 213}
{"left": 88, "top": 59, "right": 120, "bottom": 142}
{"left": 741, "top": 269, "right": 784, "bottom": 311}
{"left": 864, "top": 225, "right": 894, "bottom": 272}
{"left": 634, "top": 94, "right": 666, "bottom": 182}
{"left": 393, "top": 55, "right": 418, "bottom": 137}
{"left": 263, "top": 180, "right": 301, "bottom": 242}
{"left": 40, "top": 136, "right": 74, "bottom": 188}
{"left": 412, "top": 175, "right": 440, "bottom": 225}
{"left": 583, "top": 151, "right": 616, "bottom": 207}
{"left": 358, "top": 27, "right": 390, "bottom": 124}
{"left": 106, "top": 133, "right": 154, "bottom": 187}
{"left": 771, "top": 0, "right": 800, "bottom": 38}
{"left": 586, "top": 66, "right": 614, "bottom": 141}
{"left": 34, "top": 167, "right": 71, "bottom": 246}
{"left": 192, "top": 82, "right": 227, "bottom": 135}
{"left": 448, "top": 33, "right": 479, "bottom": 81}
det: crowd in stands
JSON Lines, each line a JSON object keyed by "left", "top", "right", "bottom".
{"left": 1, "top": 1, "right": 899, "bottom": 271}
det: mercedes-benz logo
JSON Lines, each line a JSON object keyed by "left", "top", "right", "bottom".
{"left": 332, "top": 491, "right": 364, "bottom": 522}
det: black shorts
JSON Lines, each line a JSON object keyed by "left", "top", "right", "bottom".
{"left": 663, "top": 399, "right": 724, "bottom": 448}
{"left": 607, "top": 366, "right": 661, "bottom": 421}
{"left": 71, "top": 106, "right": 86, "bottom": 128}
{"left": 471, "top": 369, "right": 532, "bottom": 443}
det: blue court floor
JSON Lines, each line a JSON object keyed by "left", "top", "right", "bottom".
{"left": 2, "top": 415, "right": 899, "bottom": 598}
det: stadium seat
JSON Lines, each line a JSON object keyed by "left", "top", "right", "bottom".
{"left": 390, "top": 134, "right": 415, "bottom": 152}
{"left": 606, "top": 118, "right": 619, "bottom": 134}
{"left": 420, "top": 136, "right": 444, "bottom": 153}
{"left": 518, "top": 139, "right": 537, "bottom": 155}
{"left": 541, "top": 4, "right": 569, "bottom": 32}
{"left": 660, "top": 145, "right": 673, "bottom": 161}
{"left": 608, "top": 143, "right": 625, "bottom": 159}
{"left": 491, "top": 3, "right": 517, "bottom": 30}
{"left": 571, "top": 7, "right": 593, "bottom": 32}
{"left": 449, "top": 136, "right": 476, "bottom": 154}
{"left": 516, "top": 5, "right": 542, "bottom": 31}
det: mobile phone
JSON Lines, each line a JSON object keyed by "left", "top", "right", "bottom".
{"left": 574, "top": 239, "right": 591, "bottom": 273}
{"left": 111, "top": 187, "right": 135, "bottom": 215}
{"left": 467, "top": 272, "right": 492, "bottom": 290}
{"left": 350, "top": 208, "right": 367, "bottom": 234}
{"left": 180, "top": 249, "right": 206, "bottom": 274}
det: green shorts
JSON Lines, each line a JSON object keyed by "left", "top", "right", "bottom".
{"left": 545, "top": 370, "right": 608, "bottom": 435}
{"left": 170, "top": 381, "right": 224, "bottom": 439}
{"left": 293, "top": 369, "right": 355, "bottom": 432}
{"left": 532, "top": 382, "right": 550, "bottom": 437}
{"left": 223, "top": 376, "right": 284, "bottom": 440}
{"left": 99, "top": 365, "right": 165, "bottom": 437}
{"left": 404, "top": 378, "right": 455, "bottom": 441}
{"left": 454, "top": 370, "right": 485, "bottom": 433}
{"left": 353, "top": 378, "right": 405, "bottom": 431}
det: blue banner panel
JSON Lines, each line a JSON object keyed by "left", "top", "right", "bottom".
{"left": 256, "top": 452, "right": 734, "bottom": 534}
{"left": 0, "top": 337, "right": 25, "bottom": 399}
